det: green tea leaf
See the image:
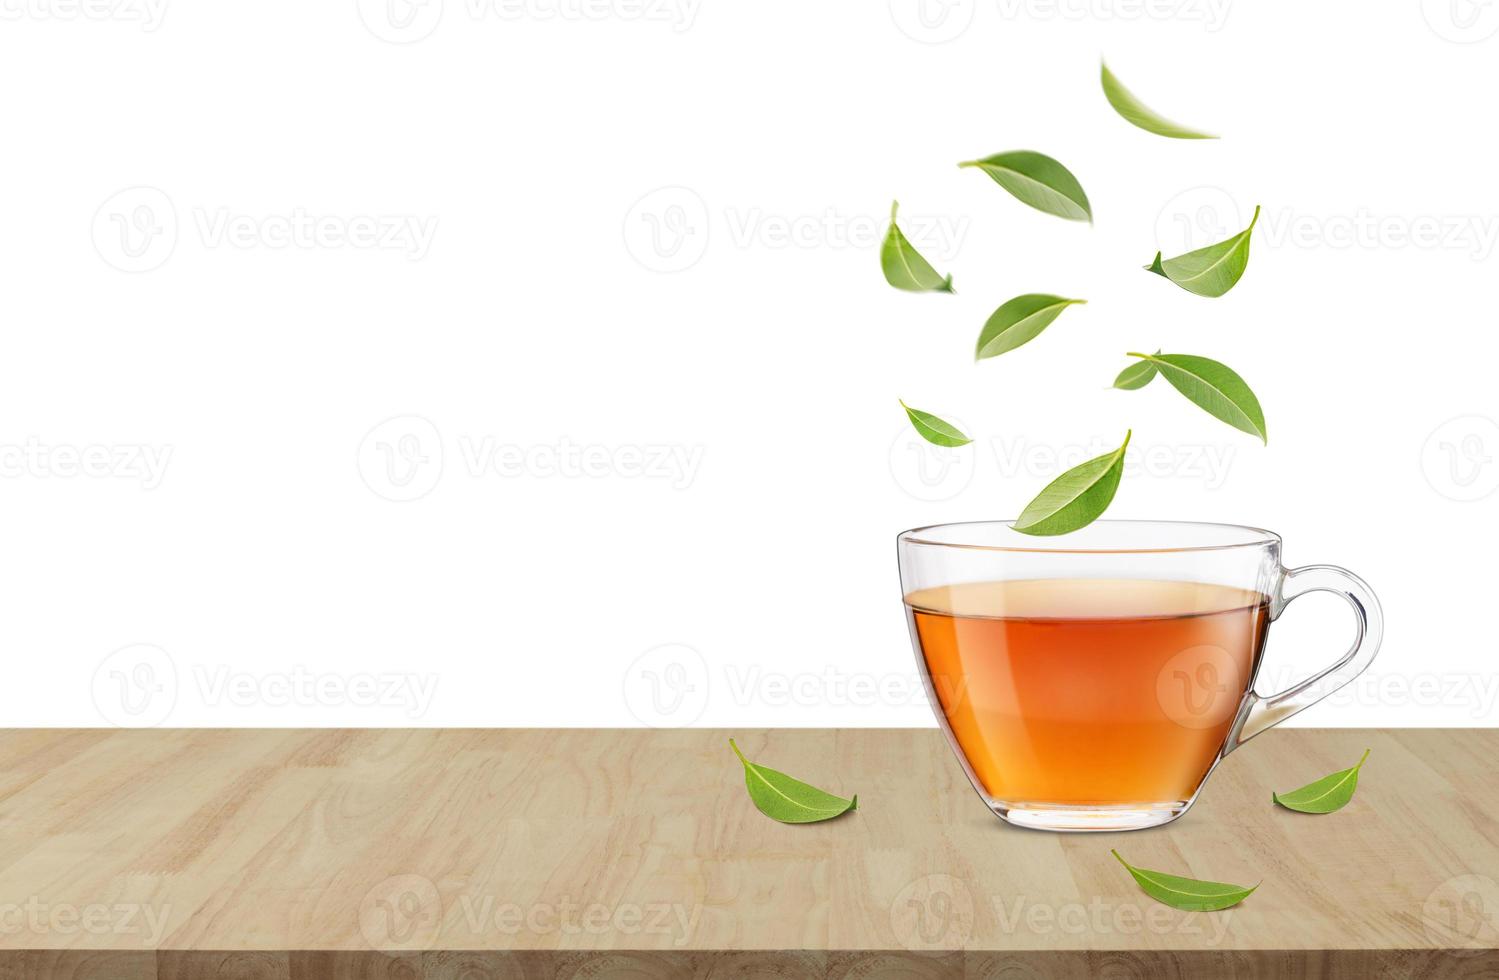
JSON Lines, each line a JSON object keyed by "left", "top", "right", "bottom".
{"left": 1146, "top": 205, "right": 1260, "bottom": 297}
{"left": 1013, "top": 431, "right": 1130, "bottom": 536}
{"left": 975, "top": 294, "right": 1086, "bottom": 361}
{"left": 1112, "top": 350, "right": 1160, "bottom": 390}
{"left": 1274, "top": 749, "right": 1370, "bottom": 814}
{"left": 959, "top": 150, "right": 1092, "bottom": 223}
{"left": 1112, "top": 850, "right": 1258, "bottom": 912}
{"left": 1101, "top": 61, "right": 1218, "bottom": 139}
{"left": 881, "top": 201, "right": 953, "bottom": 293}
{"left": 1126, "top": 352, "right": 1266, "bottom": 444}
{"left": 900, "top": 400, "right": 971, "bottom": 448}
{"left": 729, "top": 739, "right": 857, "bottom": 824}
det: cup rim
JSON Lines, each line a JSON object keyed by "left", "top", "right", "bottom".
{"left": 897, "top": 519, "right": 1281, "bottom": 555}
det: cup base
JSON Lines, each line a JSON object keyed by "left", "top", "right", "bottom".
{"left": 994, "top": 800, "right": 1191, "bottom": 833}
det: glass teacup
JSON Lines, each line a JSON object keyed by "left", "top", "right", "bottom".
{"left": 898, "top": 520, "right": 1383, "bottom": 832}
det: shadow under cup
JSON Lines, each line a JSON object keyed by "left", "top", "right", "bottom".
{"left": 897, "top": 520, "right": 1383, "bottom": 832}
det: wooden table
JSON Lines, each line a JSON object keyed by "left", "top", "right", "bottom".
{"left": 1, "top": 729, "right": 1495, "bottom": 978}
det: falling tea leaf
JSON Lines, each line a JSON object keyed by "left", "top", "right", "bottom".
{"left": 1125, "top": 352, "right": 1266, "bottom": 443}
{"left": 975, "top": 294, "right": 1087, "bottom": 361}
{"left": 729, "top": 739, "right": 857, "bottom": 824}
{"left": 959, "top": 150, "right": 1092, "bottom": 223}
{"left": 900, "top": 400, "right": 972, "bottom": 448}
{"left": 1273, "top": 749, "right": 1371, "bottom": 814}
{"left": 1146, "top": 205, "right": 1260, "bottom": 297}
{"left": 1012, "top": 431, "right": 1130, "bottom": 536}
{"left": 1112, "top": 351, "right": 1160, "bottom": 390}
{"left": 881, "top": 201, "right": 954, "bottom": 293}
{"left": 1112, "top": 850, "right": 1258, "bottom": 912}
{"left": 1101, "top": 61, "right": 1218, "bottom": 139}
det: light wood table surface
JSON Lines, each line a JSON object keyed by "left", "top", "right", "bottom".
{"left": 0, "top": 728, "right": 1495, "bottom": 978}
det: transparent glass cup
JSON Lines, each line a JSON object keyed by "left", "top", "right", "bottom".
{"left": 897, "top": 520, "right": 1383, "bottom": 832}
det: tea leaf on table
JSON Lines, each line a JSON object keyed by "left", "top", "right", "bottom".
{"left": 1274, "top": 749, "right": 1370, "bottom": 814}
{"left": 958, "top": 150, "right": 1092, "bottom": 223}
{"left": 1112, "top": 350, "right": 1160, "bottom": 390}
{"left": 900, "top": 401, "right": 972, "bottom": 448}
{"left": 1125, "top": 352, "right": 1266, "bottom": 443}
{"left": 881, "top": 201, "right": 954, "bottom": 293}
{"left": 729, "top": 739, "right": 857, "bottom": 824}
{"left": 1146, "top": 205, "right": 1259, "bottom": 297}
{"left": 1101, "top": 61, "right": 1218, "bottom": 139}
{"left": 976, "top": 294, "right": 1087, "bottom": 361}
{"left": 1112, "top": 850, "right": 1258, "bottom": 912}
{"left": 1012, "top": 431, "right": 1130, "bottom": 536}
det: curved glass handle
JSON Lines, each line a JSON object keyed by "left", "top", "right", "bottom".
{"left": 1226, "top": 564, "right": 1384, "bottom": 752}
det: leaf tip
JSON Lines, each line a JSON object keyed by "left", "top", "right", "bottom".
{"left": 889, "top": 200, "right": 899, "bottom": 221}
{"left": 850, "top": 794, "right": 858, "bottom": 811}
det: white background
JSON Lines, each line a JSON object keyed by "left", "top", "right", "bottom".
{"left": 2, "top": 0, "right": 1497, "bottom": 729}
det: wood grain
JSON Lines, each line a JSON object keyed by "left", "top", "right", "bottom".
{"left": 0, "top": 729, "right": 1495, "bottom": 979}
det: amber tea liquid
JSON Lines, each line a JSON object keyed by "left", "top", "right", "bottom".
{"left": 906, "top": 578, "right": 1270, "bottom": 808}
